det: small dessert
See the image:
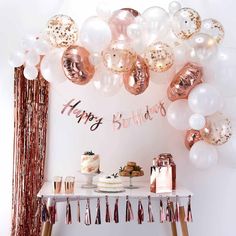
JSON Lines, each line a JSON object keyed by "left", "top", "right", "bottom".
{"left": 97, "top": 173, "right": 124, "bottom": 192}
{"left": 119, "top": 162, "right": 144, "bottom": 177}
{"left": 81, "top": 151, "right": 100, "bottom": 174}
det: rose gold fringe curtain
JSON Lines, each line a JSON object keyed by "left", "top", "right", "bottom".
{"left": 11, "top": 67, "right": 49, "bottom": 236}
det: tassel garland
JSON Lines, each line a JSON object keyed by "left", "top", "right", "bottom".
{"left": 147, "top": 196, "right": 154, "bottom": 223}
{"left": 66, "top": 198, "right": 72, "bottom": 224}
{"left": 95, "top": 198, "right": 101, "bottom": 225}
{"left": 137, "top": 199, "right": 144, "bottom": 224}
{"left": 166, "top": 197, "right": 174, "bottom": 222}
{"left": 77, "top": 199, "right": 81, "bottom": 223}
{"left": 105, "top": 196, "right": 111, "bottom": 223}
{"left": 125, "top": 196, "right": 134, "bottom": 222}
{"left": 185, "top": 195, "right": 193, "bottom": 222}
{"left": 84, "top": 198, "right": 92, "bottom": 226}
{"left": 114, "top": 198, "right": 119, "bottom": 223}
{"left": 174, "top": 196, "right": 180, "bottom": 222}
{"left": 159, "top": 197, "right": 165, "bottom": 223}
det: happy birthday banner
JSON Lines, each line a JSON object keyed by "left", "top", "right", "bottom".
{"left": 61, "top": 98, "right": 167, "bottom": 132}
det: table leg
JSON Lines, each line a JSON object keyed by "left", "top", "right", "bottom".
{"left": 170, "top": 202, "right": 178, "bottom": 236}
{"left": 179, "top": 206, "right": 189, "bottom": 236}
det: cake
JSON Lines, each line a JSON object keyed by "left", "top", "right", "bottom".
{"left": 97, "top": 173, "right": 124, "bottom": 192}
{"left": 81, "top": 151, "right": 100, "bottom": 174}
{"left": 119, "top": 161, "right": 144, "bottom": 177}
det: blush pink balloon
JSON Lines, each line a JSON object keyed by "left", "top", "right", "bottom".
{"left": 109, "top": 9, "right": 136, "bottom": 41}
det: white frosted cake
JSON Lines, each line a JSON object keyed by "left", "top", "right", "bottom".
{"left": 97, "top": 174, "right": 124, "bottom": 192}
{"left": 81, "top": 151, "right": 100, "bottom": 174}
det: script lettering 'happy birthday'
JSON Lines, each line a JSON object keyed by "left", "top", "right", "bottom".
{"left": 61, "top": 99, "right": 166, "bottom": 132}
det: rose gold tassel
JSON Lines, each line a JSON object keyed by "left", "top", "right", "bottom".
{"left": 95, "top": 198, "right": 101, "bottom": 225}
{"left": 114, "top": 198, "right": 119, "bottom": 223}
{"left": 77, "top": 198, "right": 81, "bottom": 223}
{"left": 148, "top": 196, "right": 154, "bottom": 223}
{"left": 166, "top": 197, "right": 174, "bottom": 222}
{"left": 137, "top": 199, "right": 144, "bottom": 224}
{"left": 41, "top": 200, "right": 49, "bottom": 222}
{"left": 105, "top": 196, "right": 111, "bottom": 223}
{"left": 125, "top": 196, "right": 134, "bottom": 222}
{"left": 84, "top": 198, "right": 92, "bottom": 226}
{"left": 66, "top": 198, "right": 72, "bottom": 224}
{"left": 49, "top": 199, "right": 57, "bottom": 224}
{"left": 185, "top": 195, "right": 193, "bottom": 222}
{"left": 159, "top": 197, "right": 165, "bottom": 223}
{"left": 174, "top": 196, "right": 180, "bottom": 222}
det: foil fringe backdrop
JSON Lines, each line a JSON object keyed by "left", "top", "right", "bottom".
{"left": 11, "top": 67, "right": 49, "bottom": 236}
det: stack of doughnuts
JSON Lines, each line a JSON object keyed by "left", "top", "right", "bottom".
{"left": 119, "top": 161, "right": 144, "bottom": 177}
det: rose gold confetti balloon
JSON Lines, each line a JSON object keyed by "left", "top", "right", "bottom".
{"left": 144, "top": 42, "right": 174, "bottom": 72}
{"left": 102, "top": 41, "right": 137, "bottom": 73}
{"left": 172, "top": 8, "right": 201, "bottom": 40}
{"left": 46, "top": 15, "right": 78, "bottom": 48}
{"left": 109, "top": 9, "right": 136, "bottom": 41}
{"left": 200, "top": 112, "right": 232, "bottom": 145}
{"left": 167, "top": 62, "right": 203, "bottom": 101}
{"left": 185, "top": 129, "right": 203, "bottom": 150}
{"left": 121, "top": 8, "right": 140, "bottom": 17}
{"left": 62, "top": 45, "right": 95, "bottom": 85}
{"left": 123, "top": 55, "right": 150, "bottom": 95}
{"left": 201, "top": 18, "right": 225, "bottom": 44}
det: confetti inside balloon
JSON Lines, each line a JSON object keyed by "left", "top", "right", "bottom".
{"left": 172, "top": 8, "right": 201, "bottom": 40}
{"left": 123, "top": 55, "right": 150, "bottom": 95}
{"left": 62, "top": 45, "right": 95, "bottom": 85}
{"left": 185, "top": 129, "right": 203, "bottom": 150}
{"left": 46, "top": 14, "right": 78, "bottom": 48}
{"left": 167, "top": 63, "right": 203, "bottom": 101}
{"left": 200, "top": 112, "right": 232, "bottom": 145}
{"left": 144, "top": 42, "right": 174, "bottom": 72}
{"left": 201, "top": 18, "right": 225, "bottom": 44}
{"left": 102, "top": 41, "right": 137, "bottom": 73}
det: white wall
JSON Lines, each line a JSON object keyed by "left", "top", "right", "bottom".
{"left": 0, "top": 0, "right": 236, "bottom": 236}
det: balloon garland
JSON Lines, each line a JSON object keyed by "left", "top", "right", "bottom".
{"left": 9, "top": 1, "right": 235, "bottom": 169}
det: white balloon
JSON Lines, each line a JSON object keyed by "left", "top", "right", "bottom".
{"left": 40, "top": 49, "right": 67, "bottom": 84}
{"left": 189, "top": 141, "right": 218, "bottom": 169}
{"left": 127, "top": 23, "right": 143, "bottom": 40}
{"left": 89, "top": 53, "right": 101, "bottom": 67}
{"left": 168, "top": 1, "right": 182, "bottom": 15}
{"left": 203, "top": 47, "right": 236, "bottom": 97}
{"left": 23, "top": 65, "right": 38, "bottom": 80}
{"left": 35, "top": 39, "right": 51, "bottom": 55}
{"left": 80, "top": 16, "right": 112, "bottom": 53}
{"left": 25, "top": 50, "right": 40, "bottom": 66}
{"left": 188, "top": 33, "right": 218, "bottom": 62}
{"left": 93, "top": 65, "right": 123, "bottom": 96}
{"left": 167, "top": 99, "right": 192, "bottom": 130}
{"left": 9, "top": 50, "right": 25, "bottom": 67}
{"left": 150, "top": 65, "right": 175, "bottom": 85}
{"left": 188, "top": 83, "right": 222, "bottom": 116}
{"left": 21, "top": 34, "right": 37, "bottom": 50}
{"left": 189, "top": 114, "right": 206, "bottom": 130}
{"left": 142, "top": 7, "right": 170, "bottom": 45}
{"left": 96, "top": 3, "right": 112, "bottom": 21}
{"left": 217, "top": 134, "right": 236, "bottom": 167}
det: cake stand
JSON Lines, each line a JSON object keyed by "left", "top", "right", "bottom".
{"left": 78, "top": 170, "right": 101, "bottom": 189}
{"left": 124, "top": 176, "right": 141, "bottom": 189}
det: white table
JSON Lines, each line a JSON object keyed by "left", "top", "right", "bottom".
{"left": 38, "top": 181, "right": 192, "bottom": 236}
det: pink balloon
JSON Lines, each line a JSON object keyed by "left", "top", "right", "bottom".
{"left": 109, "top": 9, "right": 135, "bottom": 41}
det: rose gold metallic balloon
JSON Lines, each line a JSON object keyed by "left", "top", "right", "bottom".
{"left": 102, "top": 41, "right": 137, "bottom": 73}
{"left": 62, "top": 45, "right": 95, "bottom": 85}
{"left": 109, "top": 9, "right": 136, "bottom": 41}
{"left": 123, "top": 56, "right": 150, "bottom": 95}
{"left": 200, "top": 112, "right": 232, "bottom": 145}
{"left": 167, "top": 63, "right": 203, "bottom": 101}
{"left": 120, "top": 8, "right": 140, "bottom": 17}
{"left": 185, "top": 129, "right": 203, "bottom": 150}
